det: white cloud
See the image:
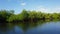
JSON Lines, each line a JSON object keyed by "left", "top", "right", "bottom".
{"left": 33, "top": 6, "right": 60, "bottom": 13}
{"left": 33, "top": 6, "right": 51, "bottom": 13}
{"left": 20, "top": 2, "right": 26, "bottom": 6}
{"left": 54, "top": 8, "right": 60, "bottom": 13}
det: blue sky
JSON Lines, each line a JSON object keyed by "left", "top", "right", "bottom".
{"left": 0, "top": 0, "right": 60, "bottom": 14}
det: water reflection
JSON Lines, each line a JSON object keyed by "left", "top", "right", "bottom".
{"left": 0, "top": 23, "right": 7, "bottom": 34}
{"left": 0, "top": 20, "right": 60, "bottom": 34}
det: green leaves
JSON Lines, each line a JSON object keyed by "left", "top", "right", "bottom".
{"left": 0, "top": 10, "right": 14, "bottom": 23}
{"left": 0, "top": 9, "right": 60, "bottom": 23}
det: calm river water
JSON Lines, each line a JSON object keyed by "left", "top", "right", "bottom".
{"left": 0, "top": 21, "right": 60, "bottom": 34}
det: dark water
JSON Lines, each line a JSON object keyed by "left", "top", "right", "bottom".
{"left": 0, "top": 21, "right": 60, "bottom": 34}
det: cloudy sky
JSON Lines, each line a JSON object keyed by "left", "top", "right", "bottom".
{"left": 0, "top": 0, "right": 60, "bottom": 14}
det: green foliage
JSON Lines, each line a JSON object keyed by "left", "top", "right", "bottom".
{"left": 0, "top": 9, "right": 60, "bottom": 23}
{"left": 21, "top": 9, "right": 29, "bottom": 20}
{"left": 28, "top": 11, "right": 37, "bottom": 19}
{"left": 0, "top": 10, "right": 14, "bottom": 23}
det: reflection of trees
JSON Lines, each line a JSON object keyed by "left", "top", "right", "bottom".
{"left": 18, "top": 20, "right": 51, "bottom": 34}
{"left": 0, "top": 20, "right": 59, "bottom": 34}
{"left": 17, "top": 23, "right": 29, "bottom": 34}
{"left": 0, "top": 23, "right": 7, "bottom": 34}
{"left": 0, "top": 23, "right": 15, "bottom": 34}
{"left": 19, "top": 23, "right": 29, "bottom": 32}
{"left": 29, "top": 22, "right": 38, "bottom": 29}
{"left": 0, "top": 23, "right": 7, "bottom": 31}
{"left": 29, "top": 20, "right": 50, "bottom": 28}
{"left": 7, "top": 23, "right": 15, "bottom": 29}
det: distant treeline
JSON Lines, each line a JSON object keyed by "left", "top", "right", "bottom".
{"left": 0, "top": 9, "right": 60, "bottom": 23}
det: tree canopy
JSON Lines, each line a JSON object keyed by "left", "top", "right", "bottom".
{"left": 0, "top": 9, "right": 60, "bottom": 23}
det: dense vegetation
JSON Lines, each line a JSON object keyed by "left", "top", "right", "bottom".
{"left": 0, "top": 9, "right": 60, "bottom": 23}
